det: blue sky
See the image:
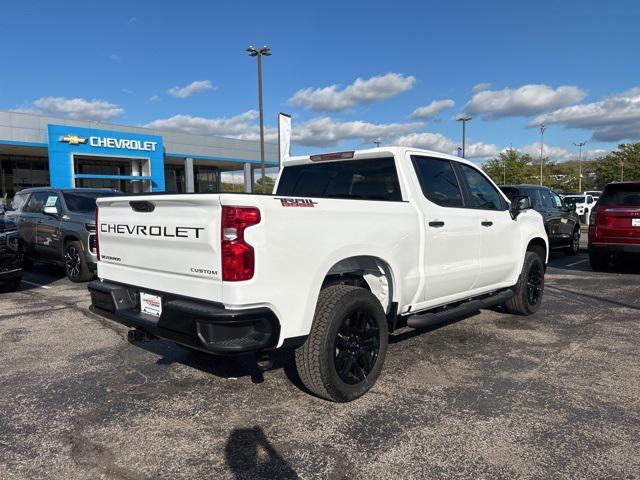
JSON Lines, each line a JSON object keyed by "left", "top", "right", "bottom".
{"left": 1, "top": 0, "right": 639, "bottom": 163}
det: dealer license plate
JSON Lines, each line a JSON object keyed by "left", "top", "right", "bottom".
{"left": 633, "top": 219, "right": 640, "bottom": 227}
{"left": 140, "top": 292, "right": 162, "bottom": 317}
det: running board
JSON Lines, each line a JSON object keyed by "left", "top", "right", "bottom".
{"left": 406, "top": 289, "right": 515, "bottom": 329}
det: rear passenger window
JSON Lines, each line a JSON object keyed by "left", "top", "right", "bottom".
{"left": 276, "top": 158, "right": 402, "bottom": 201}
{"left": 458, "top": 164, "right": 506, "bottom": 210}
{"left": 411, "top": 156, "right": 464, "bottom": 208}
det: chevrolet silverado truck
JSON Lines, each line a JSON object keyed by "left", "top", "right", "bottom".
{"left": 88, "top": 147, "right": 548, "bottom": 402}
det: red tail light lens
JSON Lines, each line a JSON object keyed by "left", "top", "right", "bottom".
{"left": 221, "top": 206, "right": 261, "bottom": 281}
{"left": 95, "top": 207, "right": 100, "bottom": 260}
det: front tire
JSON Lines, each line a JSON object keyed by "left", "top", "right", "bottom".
{"left": 564, "top": 226, "right": 580, "bottom": 256}
{"left": 505, "top": 251, "right": 545, "bottom": 315}
{"left": 64, "top": 241, "right": 93, "bottom": 282}
{"left": 295, "top": 285, "right": 388, "bottom": 402}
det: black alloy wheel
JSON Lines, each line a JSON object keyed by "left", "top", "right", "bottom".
{"left": 333, "top": 310, "right": 380, "bottom": 385}
{"left": 526, "top": 262, "right": 544, "bottom": 306}
{"left": 65, "top": 244, "right": 81, "bottom": 280}
{"left": 64, "top": 240, "right": 93, "bottom": 282}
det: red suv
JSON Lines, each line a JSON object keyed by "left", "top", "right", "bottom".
{"left": 588, "top": 181, "right": 640, "bottom": 270}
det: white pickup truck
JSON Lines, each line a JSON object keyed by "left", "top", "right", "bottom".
{"left": 89, "top": 147, "right": 548, "bottom": 402}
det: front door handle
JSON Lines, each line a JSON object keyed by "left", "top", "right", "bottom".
{"left": 481, "top": 221, "right": 493, "bottom": 227}
{"left": 428, "top": 220, "right": 445, "bottom": 228}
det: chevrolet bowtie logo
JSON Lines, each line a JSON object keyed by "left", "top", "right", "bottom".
{"left": 59, "top": 134, "right": 87, "bottom": 145}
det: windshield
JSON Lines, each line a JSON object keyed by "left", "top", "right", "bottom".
{"left": 563, "top": 196, "right": 584, "bottom": 205}
{"left": 62, "top": 191, "right": 121, "bottom": 214}
{"left": 598, "top": 185, "right": 640, "bottom": 206}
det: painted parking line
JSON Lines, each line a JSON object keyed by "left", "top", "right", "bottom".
{"left": 21, "top": 280, "right": 52, "bottom": 290}
{"left": 566, "top": 258, "right": 588, "bottom": 268}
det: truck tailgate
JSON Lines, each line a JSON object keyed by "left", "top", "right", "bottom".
{"left": 96, "top": 194, "right": 222, "bottom": 301}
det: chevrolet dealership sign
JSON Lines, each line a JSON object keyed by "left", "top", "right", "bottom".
{"left": 59, "top": 133, "right": 157, "bottom": 152}
{"left": 48, "top": 124, "right": 165, "bottom": 190}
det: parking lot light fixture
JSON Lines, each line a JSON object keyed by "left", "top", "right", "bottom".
{"left": 456, "top": 115, "right": 472, "bottom": 158}
{"left": 574, "top": 141, "right": 587, "bottom": 192}
{"left": 246, "top": 45, "right": 271, "bottom": 193}
{"left": 539, "top": 124, "right": 546, "bottom": 186}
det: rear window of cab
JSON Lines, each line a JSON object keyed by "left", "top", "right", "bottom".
{"left": 276, "top": 158, "right": 402, "bottom": 201}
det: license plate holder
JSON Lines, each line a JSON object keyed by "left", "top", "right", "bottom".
{"left": 632, "top": 219, "right": 640, "bottom": 227}
{"left": 140, "top": 292, "right": 162, "bottom": 317}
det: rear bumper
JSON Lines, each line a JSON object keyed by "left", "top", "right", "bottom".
{"left": 88, "top": 280, "right": 281, "bottom": 354}
{"left": 589, "top": 243, "right": 640, "bottom": 254}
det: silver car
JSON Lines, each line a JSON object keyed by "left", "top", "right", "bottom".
{"left": 6, "top": 188, "right": 122, "bottom": 282}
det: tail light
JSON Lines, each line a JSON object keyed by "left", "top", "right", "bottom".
{"left": 221, "top": 206, "right": 261, "bottom": 281}
{"left": 95, "top": 207, "right": 100, "bottom": 260}
{"left": 589, "top": 210, "right": 597, "bottom": 226}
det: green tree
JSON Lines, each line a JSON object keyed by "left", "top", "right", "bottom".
{"left": 594, "top": 143, "right": 640, "bottom": 187}
{"left": 483, "top": 148, "right": 537, "bottom": 185}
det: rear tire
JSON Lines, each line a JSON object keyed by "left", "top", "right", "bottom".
{"left": 295, "top": 285, "right": 388, "bottom": 402}
{"left": 64, "top": 241, "right": 93, "bottom": 282}
{"left": 564, "top": 226, "right": 580, "bottom": 256}
{"left": 589, "top": 248, "right": 609, "bottom": 271}
{"left": 505, "top": 251, "right": 545, "bottom": 316}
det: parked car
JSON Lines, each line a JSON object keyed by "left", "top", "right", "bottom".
{"left": 89, "top": 147, "right": 548, "bottom": 402}
{"left": 588, "top": 181, "right": 640, "bottom": 270}
{"left": 5, "top": 188, "right": 122, "bottom": 282}
{"left": 0, "top": 214, "right": 22, "bottom": 292}
{"left": 584, "top": 190, "right": 602, "bottom": 201}
{"left": 563, "top": 193, "right": 596, "bottom": 224}
{"left": 500, "top": 184, "right": 581, "bottom": 255}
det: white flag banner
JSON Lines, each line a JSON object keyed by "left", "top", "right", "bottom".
{"left": 278, "top": 113, "right": 291, "bottom": 167}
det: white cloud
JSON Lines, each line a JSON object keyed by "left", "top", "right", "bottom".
{"left": 149, "top": 95, "right": 160, "bottom": 102}
{"left": 144, "top": 111, "right": 422, "bottom": 147}
{"left": 15, "top": 96, "right": 123, "bottom": 121}
{"left": 109, "top": 54, "right": 123, "bottom": 61}
{"left": 121, "top": 88, "right": 133, "bottom": 95}
{"left": 531, "top": 87, "right": 640, "bottom": 142}
{"left": 144, "top": 111, "right": 259, "bottom": 136}
{"left": 167, "top": 80, "right": 215, "bottom": 99}
{"left": 289, "top": 73, "right": 416, "bottom": 112}
{"left": 394, "top": 132, "right": 499, "bottom": 158}
{"left": 290, "top": 117, "right": 422, "bottom": 147}
{"left": 466, "top": 84, "right": 586, "bottom": 119}
{"left": 472, "top": 82, "right": 491, "bottom": 93}
{"left": 410, "top": 99, "right": 455, "bottom": 120}
{"left": 127, "top": 17, "right": 138, "bottom": 25}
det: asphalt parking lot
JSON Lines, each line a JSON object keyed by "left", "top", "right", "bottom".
{"left": 1, "top": 238, "right": 639, "bottom": 479}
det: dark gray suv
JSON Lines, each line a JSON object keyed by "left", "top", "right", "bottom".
{"left": 6, "top": 188, "right": 122, "bottom": 282}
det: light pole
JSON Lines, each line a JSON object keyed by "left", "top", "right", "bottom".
{"left": 539, "top": 124, "right": 546, "bottom": 185}
{"left": 573, "top": 141, "right": 587, "bottom": 192}
{"left": 246, "top": 45, "right": 271, "bottom": 193}
{"left": 456, "top": 115, "right": 472, "bottom": 158}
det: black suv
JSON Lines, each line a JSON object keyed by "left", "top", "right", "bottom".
{"left": 6, "top": 188, "right": 122, "bottom": 282}
{"left": 0, "top": 214, "right": 22, "bottom": 292}
{"left": 500, "top": 185, "right": 581, "bottom": 255}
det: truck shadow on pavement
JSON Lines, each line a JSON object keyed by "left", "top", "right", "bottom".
{"left": 225, "top": 426, "right": 299, "bottom": 479}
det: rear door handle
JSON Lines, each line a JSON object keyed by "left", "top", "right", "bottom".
{"left": 481, "top": 221, "right": 493, "bottom": 227}
{"left": 428, "top": 220, "right": 445, "bottom": 228}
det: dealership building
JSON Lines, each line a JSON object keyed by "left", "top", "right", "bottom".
{"left": 0, "top": 110, "right": 278, "bottom": 199}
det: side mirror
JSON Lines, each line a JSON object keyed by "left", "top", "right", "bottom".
{"left": 43, "top": 205, "right": 59, "bottom": 216}
{"left": 566, "top": 202, "right": 576, "bottom": 211}
{"left": 510, "top": 195, "right": 531, "bottom": 219}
